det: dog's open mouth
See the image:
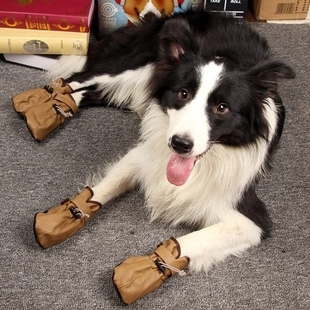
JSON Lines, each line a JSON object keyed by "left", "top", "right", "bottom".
{"left": 166, "top": 151, "right": 207, "bottom": 186}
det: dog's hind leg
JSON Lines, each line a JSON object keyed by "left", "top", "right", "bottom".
{"left": 67, "top": 65, "right": 153, "bottom": 116}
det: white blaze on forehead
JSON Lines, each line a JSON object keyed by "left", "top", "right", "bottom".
{"left": 167, "top": 61, "right": 224, "bottom": 156}
{"left": 139, "top": 0, "right": 162, "bottom": 20}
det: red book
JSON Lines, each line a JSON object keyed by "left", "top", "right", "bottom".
{"left": 0, "top": 0, "right": 95, "bottom": 33}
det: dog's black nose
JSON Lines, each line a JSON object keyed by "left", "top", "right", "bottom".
{"left": 170, "top": 135, "right": 194, "bottom": 154}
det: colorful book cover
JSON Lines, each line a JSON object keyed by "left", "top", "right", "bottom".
{"left": 0, "top": 0, "right": 95, "bottom": 32}
{"left": 204, "top": 0, "right": 248, "bottom": 18}
{"left": 97, "top": 0, "right": 192, "bottom": 36}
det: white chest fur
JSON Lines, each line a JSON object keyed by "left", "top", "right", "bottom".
{"left": 138, "top": 104, "right": 274, "bottom": 228}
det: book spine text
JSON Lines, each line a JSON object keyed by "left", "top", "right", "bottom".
{"left": 0, "top": 13, "right": 90, "bottom": 32}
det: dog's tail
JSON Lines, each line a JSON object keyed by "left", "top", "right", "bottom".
{"left": 43, "top": 55, "right": 87, "bottom": 80}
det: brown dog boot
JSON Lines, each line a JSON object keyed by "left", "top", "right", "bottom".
{"left": 113, "top": 238, "right": 189, "bottom": 305}
{"left": 34, "top": 187, "right": 101, "bottom": 249}
{"left": 12, "top": 78, "right": 73, "bottom": 114}
{"left": 12, "top": 78, "right": 77, "bottom": 141}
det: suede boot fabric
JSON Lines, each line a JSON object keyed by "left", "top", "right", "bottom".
{"left": 113, "top": 238, "right": 189, "bottom": 305}
{"left": 12, "top": 78, "right": 77, "bottom": 141}
{"left": 34, "top": 187, "right": 101, "bottom": 249}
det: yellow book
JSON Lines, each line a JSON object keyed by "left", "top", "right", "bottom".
{"left": 0, "top": 28, "right": 89, "bottom": 55}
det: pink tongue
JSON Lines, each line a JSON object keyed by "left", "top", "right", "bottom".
{"left": 166, "top": 153, "right": 196, "bottom": 186}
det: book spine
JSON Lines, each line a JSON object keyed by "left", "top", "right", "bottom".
{"left": 0, "top": 12, "right": 90, "bottom": 32}
{"left": 0, "top": 29, "right": 89, "bottom": 55}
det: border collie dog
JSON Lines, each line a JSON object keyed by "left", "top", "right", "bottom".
{"left": 48, "top": 10, "right": 294, "bottom": 272}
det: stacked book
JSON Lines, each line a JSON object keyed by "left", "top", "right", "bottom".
{"left": 0, "top": 0, "right": 95, "bottom": 68}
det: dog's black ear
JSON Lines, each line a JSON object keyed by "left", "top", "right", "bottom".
{"left": 158, "top": 18, "right": 197, "bottom": 62}
{"left": 249, "top": 61, "right": 295, "bottom": 94}
{"left": 251, "top": 61, "right": 295, "bottom": 83}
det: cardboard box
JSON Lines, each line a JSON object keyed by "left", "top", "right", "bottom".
{"left": 204, "top": 0, "right": 248, "bottom": 18}
{"left": 253, "top": 0, "right": 310, "bottom": 20}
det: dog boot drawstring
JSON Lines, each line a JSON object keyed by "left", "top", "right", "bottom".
{"left": 155, "top": 261, "right": 187, "bottom": 276}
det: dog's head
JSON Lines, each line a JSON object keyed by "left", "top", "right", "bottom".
{"left": 150, "top": 13, "right": 295, "bottom": 186}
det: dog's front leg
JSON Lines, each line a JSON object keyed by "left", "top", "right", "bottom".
{"left": 90, "top": 147, "right": 142, "bottom": 205}
{"left": 33, "top": 146, "right": 141, "bottom": 249}
{"left": 177, "top": 211, "right": 263, "bottom": 273}
{"left": 112, "top": 211, "right": 263, "bottom": 304}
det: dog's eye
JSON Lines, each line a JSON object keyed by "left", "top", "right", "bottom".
{"left": 178, "top": 89, "right": 188, "bottom": 100}
{"left": 215, "top": 103, "right": 229, "bottom": 114}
